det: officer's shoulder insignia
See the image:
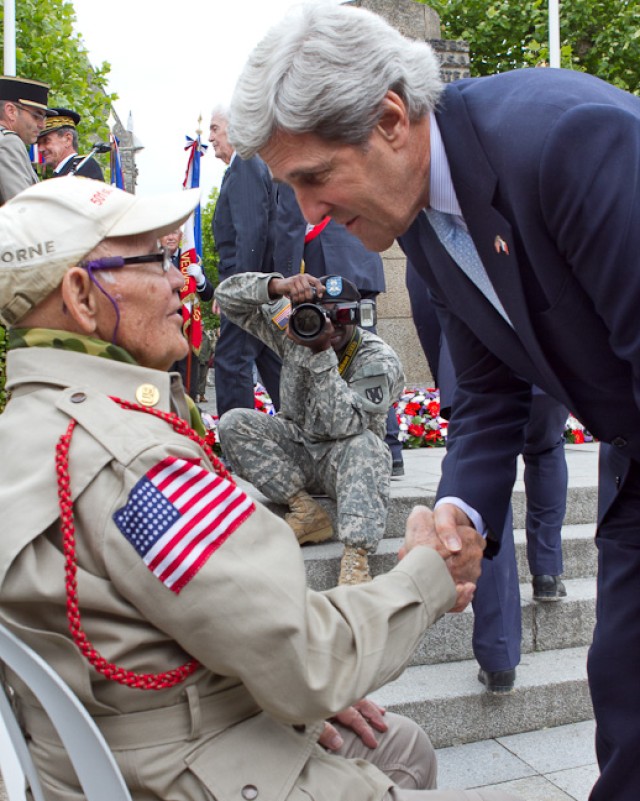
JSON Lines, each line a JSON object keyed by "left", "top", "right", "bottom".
{"left": 325, "top": 276, "right": 343, "bottom": 297}
{"left": 113, "top": 455, "right": 255, "bottom": 594}
{"left": 271, "top": 297, "right": 291, "bottom": 330}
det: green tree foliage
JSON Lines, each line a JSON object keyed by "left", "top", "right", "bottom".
{"left": 0, "top": 0, "right": 116, "bottom": 411}
{"left": 0, "top": 0, "right": 115, "bottom": 149}
{"left": 424, "top": 0, "right": 640, "bottom": 93}
{"left": 200, "top": 185, "right": 220, "bottom": 333}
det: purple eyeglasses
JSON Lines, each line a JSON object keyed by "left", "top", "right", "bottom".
{"left": 81, "top": 248, "right": 174, "bottom": 343}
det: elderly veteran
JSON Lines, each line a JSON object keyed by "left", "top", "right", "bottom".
{"left": 0, "top": 178, "right": 512, "bottom": 801}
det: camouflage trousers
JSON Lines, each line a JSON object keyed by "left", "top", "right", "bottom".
{"left": 219, "top": 409, "right": 392, "bottom": 552}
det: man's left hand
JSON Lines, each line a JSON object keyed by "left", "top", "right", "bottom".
{"left": 186, "top": 262, "right": 205, "bottom": 285}
{"left": 319, "top": 698, "right": 388, "bottom": 751}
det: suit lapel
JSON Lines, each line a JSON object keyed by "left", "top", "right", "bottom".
{"left": 435, "top": 87, "right": 569, "bottom": 403}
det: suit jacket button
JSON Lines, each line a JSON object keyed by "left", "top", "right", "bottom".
{"left": 612, "top": 437, "right": 628, "bottom": 448}
{"left": 70, "top": 392, "right": 87, "bottom": 403}
{"left": 241, "top": 785, "right": 258, "bottom": 800}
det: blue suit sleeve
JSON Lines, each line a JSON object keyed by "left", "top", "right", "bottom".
{"left": 226, "top": 157, "right": 274, "bottom": 273}
{"left": 274, "top": 183, "right": 306, "bottom": 277}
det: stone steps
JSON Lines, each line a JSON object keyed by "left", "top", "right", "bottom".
{"left": 246, "top": 444, "right": 601, "bottom": 751}
{"left": 369, "top": 646, "right": 593, "bottom": 750}
{"left": 301, "top": 523, "right": 597, "bottom": 592}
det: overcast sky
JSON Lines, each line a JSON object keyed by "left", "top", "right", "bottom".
{"left": 70, "top": 0, "right": 341, "bottom": 199}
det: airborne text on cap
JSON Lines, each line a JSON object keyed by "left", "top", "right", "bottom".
{"left": 1, "top": 241, "right": 55, "bottom": 263}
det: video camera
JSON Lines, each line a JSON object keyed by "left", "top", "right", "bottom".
{"left": 289, "top": 297, "right": 377, "bottom": 341}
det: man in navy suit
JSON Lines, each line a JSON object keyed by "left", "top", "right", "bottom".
{"left": 275, "top": 182, "right": 405, "bottom": 475}
{"left": 229, "top": 4, "right": 640, "bottom": 798}
{"left": 209, "top": 107, "right": 281, "bottom": 417}
{"left": 407, "top": 260, "right": 569, "bottom": 693}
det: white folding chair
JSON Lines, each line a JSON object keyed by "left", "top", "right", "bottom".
{"left": 0, "top": 621, "right": 132, "bottom": 801}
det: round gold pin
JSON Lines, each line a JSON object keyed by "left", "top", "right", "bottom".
{"left": 135, "top": 384, "right": 160, "bottom": 407}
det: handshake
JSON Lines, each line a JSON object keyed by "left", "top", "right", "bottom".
{"left": 400, "top": 504, "right": 486, "bottom": 613}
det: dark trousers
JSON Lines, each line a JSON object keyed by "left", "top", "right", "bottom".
{"left": 360, "top": 292, "right": 403, "bottom": 464}
{"left": 214, "top": 315, "right": 282, "bottom": 418}
{"left": 170, "top": 356, "right": 200, "bottom": 400}
{"left": 588, "top": 456, "right": 640, "bottom": 801}
{"left": 471, "top": 392, "right": 569, "bottom": 671}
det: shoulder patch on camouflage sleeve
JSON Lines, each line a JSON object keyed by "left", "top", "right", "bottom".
{"left": 271, "top": 298, "right": 291, "bottom": 330}
{"left": 113, "top": 456, "right": 255, "bottom": 594}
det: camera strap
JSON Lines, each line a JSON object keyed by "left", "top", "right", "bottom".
{"left": 337, "top": 327, "right": 363, "bottom": 379}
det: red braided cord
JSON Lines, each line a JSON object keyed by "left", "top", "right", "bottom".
{"left": 55, "top": 397, "right": 231, "bottom": 690}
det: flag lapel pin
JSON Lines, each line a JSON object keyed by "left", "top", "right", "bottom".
{"left": 494, "top": 235, "right": 509, "bottom": 255}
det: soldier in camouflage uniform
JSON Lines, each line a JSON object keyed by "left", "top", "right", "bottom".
{"left": 216, "top": 271, "right": 404, "bottom": 585}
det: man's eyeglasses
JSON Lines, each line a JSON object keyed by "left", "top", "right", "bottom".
{"left": 15, "top": 103, "right": 47, "bottom": 124}
{"left": 80, "top": 249, "right": 174, "bottom": 345}
{"left": 81, "top": 249, "right": 173, "bottom": 274}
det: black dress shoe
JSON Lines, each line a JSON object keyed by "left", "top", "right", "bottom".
{"left": 478, "top": 667, "right": 516, "bottom": 694}
{"left": 532, "top": 574, "right": 567, "bottom": 602}
{"left": 391, "top": 459, "right": 405, "bottom": 477}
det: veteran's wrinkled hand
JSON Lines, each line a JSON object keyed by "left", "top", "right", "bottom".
{"left": 399, "top": 504, "right": 485, "bottom": 612}
{"left": 319, "top": 698, "right": 388, "bottom": 751}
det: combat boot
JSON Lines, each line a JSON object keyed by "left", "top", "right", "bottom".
{"left": 285, "top": 491, "right": 333, "bottom": 545}
{"left": 338, "top": 546, "right": 372, "bottom": 585}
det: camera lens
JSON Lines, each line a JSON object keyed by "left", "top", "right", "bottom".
{"left": 289, "top": 304, "right": 326, "bottom": 340}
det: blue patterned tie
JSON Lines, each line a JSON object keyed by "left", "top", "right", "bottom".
{"left": 424, "top": 208, "right": 511, "bottom": 324}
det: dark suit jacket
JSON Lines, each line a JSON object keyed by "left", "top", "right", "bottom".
{"left": 56, "top": 154, "right": 104, "bottom": 181}
{"left": 212, "top": 154, "right": 276, "bottom": 277}
{"left": 399, "top": 67, "right": 640, "bottom": 540}
{"left": 275, "top": 183, "right": 385, "bottom": 293}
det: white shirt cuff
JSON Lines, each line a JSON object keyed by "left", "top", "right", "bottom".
{"left": 435, "top": 497, "right": 488, "bottom": 538}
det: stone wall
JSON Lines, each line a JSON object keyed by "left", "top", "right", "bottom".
{"left": 350, "top": 0, "right": 470, "bottom": 385}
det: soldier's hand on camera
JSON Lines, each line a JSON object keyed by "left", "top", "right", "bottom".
{"left": 268, "top": 274, "right": 325, "bottom": 303}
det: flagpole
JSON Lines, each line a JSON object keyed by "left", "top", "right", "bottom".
{"left": 4, "top": 0, "right": 16, "bottom": 75}
{"left": 548, "top": 0, "right": 561, "bottom": 67}
{"left": 185, "top": 115, "right": 203, "bottom": 398}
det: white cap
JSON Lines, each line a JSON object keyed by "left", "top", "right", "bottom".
{"left": 0, "top": 177, "right": 200, "bottom": 326}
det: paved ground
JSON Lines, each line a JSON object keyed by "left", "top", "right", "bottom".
{"left": 435, "top": 719, "right": 597, "bottom": 799}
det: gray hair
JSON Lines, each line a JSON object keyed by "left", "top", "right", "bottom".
{"left": 56, "top": 127, "right": 79, "bottom": 150}
{"left": 228, "top": 2, "right": 443, "bottom": 158}
{"left": 209, "top": 104, "right": 229, "bottom": 122}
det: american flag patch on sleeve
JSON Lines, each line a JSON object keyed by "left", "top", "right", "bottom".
{"left": 113, "top": 456, "right": 255, "bottom": 593}
{"left": 271, "top": 298, "right": 291, "bottom": 330}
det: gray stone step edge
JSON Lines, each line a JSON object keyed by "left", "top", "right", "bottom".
{"left": 241, "top": 482, "right": 599, "bottom": 536}
{"left": 369, "top": 645, "right": 593, "bottom": 749}
{"left": 303, "top": 523, "right": 598, "bottom": 590}
{"left": 411, "top": 576, "right": 595, "bottom": 667}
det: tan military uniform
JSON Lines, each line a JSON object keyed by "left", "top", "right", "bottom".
{"left": 0, "top": 126, "right": 37, "bottom": 205}
{"left": 0, "top": 346, "right": 459, "bottom": 801}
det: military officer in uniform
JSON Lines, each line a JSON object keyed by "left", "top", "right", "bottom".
{"left": 0, "top": 75, "right": 50, "bottom": 204}
{"left": 37, "top": 106, "right": 105, "bottom": 180}
{"left": 217, "top": 271, "right": 404, "bottom": 585}
{"left": 0, "top": 177, "right": 516, "bottom": 801}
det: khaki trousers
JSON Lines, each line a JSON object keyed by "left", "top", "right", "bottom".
{"left": 335, "top": 712, "right": 521, "bottom": 801}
